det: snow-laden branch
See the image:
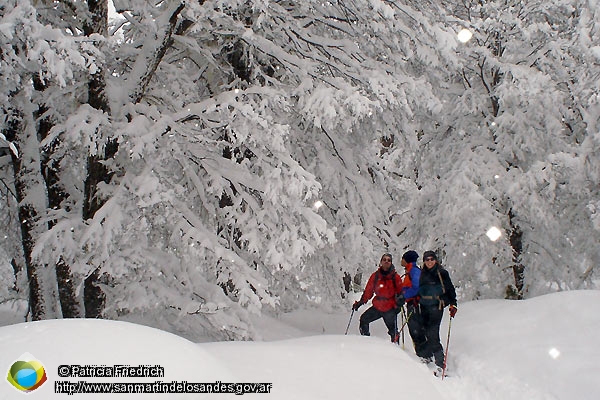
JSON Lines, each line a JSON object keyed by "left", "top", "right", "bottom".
{"left": 126, "top": 1, "right": 185, "bottom": 104}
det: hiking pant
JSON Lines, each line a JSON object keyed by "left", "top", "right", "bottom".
{"left": 420, "top": 304, "right": 445, "bottom": 367}
{"left": 359, "top": 306, "right": 397, "bottom": 340}
{"left": 406, "top": 303, "right": 427, "bottom": 357}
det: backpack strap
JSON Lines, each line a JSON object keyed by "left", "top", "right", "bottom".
{"left": 437, "top": 268, "right": 446, "bottom": 309}
{"left": 437, "top": 269, "right": 446, "bottom": 295}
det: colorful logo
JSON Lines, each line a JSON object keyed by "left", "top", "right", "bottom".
{"left": 6, "top": 354, "right": 47, "bottom": 393}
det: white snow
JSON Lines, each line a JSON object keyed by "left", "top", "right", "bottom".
{"left": 1, "top": 290, "right": 598, "bottom": 399}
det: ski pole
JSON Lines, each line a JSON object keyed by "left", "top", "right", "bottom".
{"left": 397, "top": 309, "right": 414, "bottom": 333}
{"left": 344, "top": 309, "right": 355, "bottom": 335}
{"left": 441, "top": 316, "right": 453, "bottom": 380}
{"left": 400, "top": 306, "right": 406, "bottom": 349}
{"left": 393, "top": 313, "right": 399, "bottom": 345}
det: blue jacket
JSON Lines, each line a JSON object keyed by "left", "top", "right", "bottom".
{"left": 401, "top": 262, "right": 421, "bottom": 300}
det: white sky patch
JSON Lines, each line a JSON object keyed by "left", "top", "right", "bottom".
{"left": 549, "top": 347, "right": 561, "bottom": 359}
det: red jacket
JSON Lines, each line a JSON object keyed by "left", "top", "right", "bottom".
{"left": 360, "top": 267, "right": 403, "bottom": 312}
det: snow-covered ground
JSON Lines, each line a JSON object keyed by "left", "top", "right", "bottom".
{"left": 1, "top": 290, "right": 598, "bottom": 399}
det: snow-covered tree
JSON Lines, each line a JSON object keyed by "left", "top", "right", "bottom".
{"left": 412, "top": 0, "right": 600, "bottom": 299}
{"left": 1, "top": 0, "right": 597, "bottom": 341}
{"left": 0, "top": 0, "right": 94, "bottom": 319}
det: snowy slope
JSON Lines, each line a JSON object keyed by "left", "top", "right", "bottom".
{"left": 0, "top": 290, "right": 598, "bottom": 399}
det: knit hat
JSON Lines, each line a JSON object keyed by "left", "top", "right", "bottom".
{"left": 423, "top": 250, "right": 437, "bottom": 261}
{"left": 402, "top": 250, "right": 419, "bottom": 264}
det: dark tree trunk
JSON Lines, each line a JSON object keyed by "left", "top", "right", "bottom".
{"left": 80, "top": 0, "right": 184, "bottom": 317}
{"left": 55, "top": 259, "right": 82, "bottom": 318}
{"left": 508, "top": 209, "right": 525, "bottom": 299}
{"left": 4, "top": 100, "right": 58, "bottom": 319}
{"left": 5, "top": 108, "right": 43, "bottom": 319}
{"left": 34, "top": 76, "right": 83, "bottom": 318}
{"left": 81, "top": 0, "right": 111, "bottom": 318}
{"left": 84, "top": 267, "right": 106, "bottom": 318}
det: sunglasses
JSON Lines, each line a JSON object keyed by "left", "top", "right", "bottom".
{"left": 382, "top": 258, "right": 392, "bottom": 262}
{"left": 424, "top": 258, "right": 436, "bottom": 262}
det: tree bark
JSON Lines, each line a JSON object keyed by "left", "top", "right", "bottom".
{"left": 34, "top": 76, "right": 83, "bottom": 318}
{"left": 4, "top": 94, "right": 60, "bottom": 320}
{"left": 508, "top": 209, "right": 525, "bottom": 299}
{"left": 81, "top": 0, "right": 185, "bottom": 317}
{"left": 81, "top": 0, "right": 111, "bottom": 318}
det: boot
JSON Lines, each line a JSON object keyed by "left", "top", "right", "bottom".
{"left": 359, "top": 325, "right": 370, "bottom": 336}
{"left": 433, "top": 350, "right": 445, "bottom": 369}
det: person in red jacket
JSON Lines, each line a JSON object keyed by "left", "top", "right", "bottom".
{"left": 353, "top": 253, "right": 404, "bottom": 342}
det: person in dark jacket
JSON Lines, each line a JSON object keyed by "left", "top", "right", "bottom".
{"left": 418, "top": 250, "right": 457, "bottom": 371}
{"left": 400, "top": 250, "right": 427, "bottom": 357}
{"left": 353, "top": 253, "right": 404, "bottom": 342}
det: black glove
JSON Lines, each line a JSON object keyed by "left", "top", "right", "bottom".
{"left": 352, "top": 300, "right": 363, "bottom": 311}
{"left": 395, "top": 294, "right": 405, "bottom": 308}
{"left": 394, "top": 294, "right": 405, "bottom": 313}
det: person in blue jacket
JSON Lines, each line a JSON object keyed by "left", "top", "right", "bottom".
{"left": 400, "top": 250, "right": 427, "bottom": 357}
